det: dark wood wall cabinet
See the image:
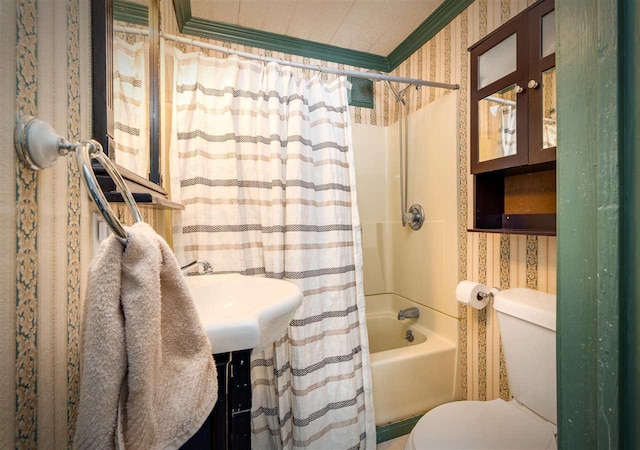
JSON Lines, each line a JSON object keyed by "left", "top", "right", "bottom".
{"left": 469, "top": 0, "right": 556, "bottom": 235}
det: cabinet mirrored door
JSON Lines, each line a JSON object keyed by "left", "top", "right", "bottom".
{"left": 528, "top": 0, "right": 556, "bottom": 164}
{"left": 470, "top": 0, "right": 556, "bottom": 174}
{"left": 470, "top": 14, "right": 529, "bottom": 174}
{"left": 541, "top": 67, "right": 556, "bottom": 150}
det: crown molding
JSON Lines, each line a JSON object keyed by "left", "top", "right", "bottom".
{"left": 113, "top": 0, "right": 148, "bottom": 26}
{"left": 387, "top": 0, "right": 474, "bottom": 70}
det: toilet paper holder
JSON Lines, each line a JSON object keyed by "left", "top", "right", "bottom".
{"left": 476, "top": 289, "right": 497, "bottom": 301}
{"left": 456, "top": 281, "right": 500, "bottom": 310}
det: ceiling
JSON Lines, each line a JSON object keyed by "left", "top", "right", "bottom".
{"left": 189, "top": 0, "right": 448, "bottom": 56}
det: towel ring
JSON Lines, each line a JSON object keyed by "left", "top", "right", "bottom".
{"left": 77, "top": 140, "right": 143, "bottom": 242}
{"left": 14, "top": 116, "right": 142, "bottom": 243}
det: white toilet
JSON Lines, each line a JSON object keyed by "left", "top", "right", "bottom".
{"left": 406, "top": 288, "right": 557, "bottom": 450}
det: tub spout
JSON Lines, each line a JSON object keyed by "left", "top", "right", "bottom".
{"left": 181, "top": 260, "right": 213, "bottom": 275}
{"left": 397, "top": 307, "right": 420, "bottom": 320}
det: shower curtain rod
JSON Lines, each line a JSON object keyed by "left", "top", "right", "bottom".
{"left": 161, "top": 32, "right": 460, "bottom": 91}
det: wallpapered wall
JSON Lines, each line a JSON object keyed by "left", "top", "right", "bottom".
{"left": 0, "top": 1, "right": 89, "bottom": 447}
{"left": 1, "top": 1, "right": 163, "bottom": 448}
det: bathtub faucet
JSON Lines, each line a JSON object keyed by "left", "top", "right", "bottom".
{"left": 181, "top": 260, "right": 213, "bottom": 275}
{"left": 397, "top": 307, "right": 420, "bottom": 320}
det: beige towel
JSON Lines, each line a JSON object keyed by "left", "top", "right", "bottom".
{"left": 74, "top": 222, "right": 217, "bottom": 449}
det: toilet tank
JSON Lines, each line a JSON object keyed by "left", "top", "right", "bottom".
{"left": 493, "top": 288, "right": 556, "bottom": 425}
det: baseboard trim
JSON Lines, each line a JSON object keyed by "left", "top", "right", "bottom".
{"left": 375, "top": 414, "right": 423, "bottom": 444}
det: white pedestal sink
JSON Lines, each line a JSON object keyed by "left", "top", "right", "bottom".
{"left": 185, "top": 273, "right": 303, "bottom": 354}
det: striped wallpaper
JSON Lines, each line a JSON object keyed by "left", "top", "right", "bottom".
{"left": 1, "top": 1, "right": 91, "bottom": 447}
{"left": 1, "top": 1, "right": 165, "bottom": 447}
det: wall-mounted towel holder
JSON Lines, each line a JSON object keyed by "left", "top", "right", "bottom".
{"left": 14, "top": 115, "right": 142, "bottom": 243}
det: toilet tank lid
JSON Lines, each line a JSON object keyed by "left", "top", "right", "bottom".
{"left": 493, "top": 288, "right": 556, "bottom": 331}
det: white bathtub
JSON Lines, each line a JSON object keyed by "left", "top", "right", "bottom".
{"left": 366, "top": 293, "right": 459, "bottom": 426}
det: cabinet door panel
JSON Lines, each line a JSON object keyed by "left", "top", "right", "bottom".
{"left": 528, "top": 0, "right": 556, "bottom": 164}
{"left": 478, "top": 33, "right": 518, "bottom": 89}
{"left": 470, "top": 13, "right": 528, "bottom": 174}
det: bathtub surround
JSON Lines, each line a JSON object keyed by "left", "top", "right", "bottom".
{"left": 354, "top": 92, "right": 460, "bottom": 427}
{"left": 74, "top": 222, "right": 217, "bottom": 449}
{"left": 168, "top": 50, "right": 375, "bottom": 449}
{"left": 350, "top": 0, "right": 557, "bottom": 417}
{"left": 355, "top": 92, "right": 460, "bottom": 318}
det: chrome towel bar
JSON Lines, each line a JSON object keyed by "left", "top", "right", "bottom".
{"left": 14, "top": 116, "right": 142, "bottom": 243}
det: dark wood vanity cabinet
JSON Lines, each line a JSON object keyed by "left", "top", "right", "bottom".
{"left": 181, "top": 350, "right": 252, "bottom": 450}
{"left": 469, "top": 0, "right": 556, "bottom": 235}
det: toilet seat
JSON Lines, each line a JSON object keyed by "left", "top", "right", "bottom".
{"left": 407, "top": 399, "right": 557, "bottom": 450}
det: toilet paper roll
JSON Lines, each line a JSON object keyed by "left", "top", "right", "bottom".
{"left": 455, "top": 280, "right": 490, "bottom": 310}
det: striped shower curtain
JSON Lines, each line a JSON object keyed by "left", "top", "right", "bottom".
{"left": 169, "top": 50, "right": 375, "bottom": 449}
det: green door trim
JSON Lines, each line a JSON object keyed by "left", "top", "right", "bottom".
{"left": 171, "top": 0, "right": 474, "bottom": 73}
{"left": 620, "top": 0, "right": 640, "bottom": 447}
{"left": 557, "top": 0, "right": 638, "bottom": 447}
